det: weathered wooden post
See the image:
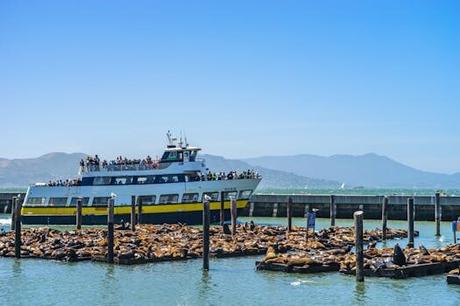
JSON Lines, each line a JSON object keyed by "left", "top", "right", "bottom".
{"left": 14, "top": 196, "right": 22, "bottom": 259}
{"left": 230, "top": 196, "right": 237, "bottom": 236}
{"left": 435, "top": 192, "right": 441, "bottom": 236}
{"left": 203, "top": 195, "right": 210, "bottom": 270}
{"left": 330, "top": 195, "right": 336, "bottom": 227}
{"left": 107, "top": 195, "right": 115, "bottom": 264}
{"left": 453, "top": 221, "right": 458, "bottom": 244}
{"left": 287, "top": 196, "right": 293, "bottom": 232}
{"left": 304, "top": 204, "right": 310, "bottom": 218}
{"left": 137, "top": 197, "right": 143, "bottom": 224}
{"left": 407, "top": 197, "right": 415, "bottom": 248}
{"left": 76, "top": 198, "right": 82, "bottom": 230}
{"left": 130, "top": 195, "right": 136, "bottom": 231}
{"left": 220, "top": 192, "right": 225, "bottom": 226}
{"left": 10, "top": 197, "right": 17, "bottom": 231}
{"left": 382, "top": 196, "right": 388, "bottom": 241}
{"left": 354, "top": 210, "right": 364, "bottom": 282}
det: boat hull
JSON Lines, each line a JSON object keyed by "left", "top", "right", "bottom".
{"left": 21, "top": 200, "right": 248, "bottom": 225}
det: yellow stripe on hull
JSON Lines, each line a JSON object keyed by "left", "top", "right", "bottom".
{"left": 21, "top": 200, "right": 248, "bottom": 216}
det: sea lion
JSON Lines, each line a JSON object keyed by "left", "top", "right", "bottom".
{"left": 223, "top": 224, "right": 232, "bottom": 235}
{"left": 392, "top": 243, "right": 406, "bottom": 266}
{"left": 419, "top": 245, "right": 430, "bottom": 256}
{"left": 367, "top": 241, "right": 377, "bottom": 249}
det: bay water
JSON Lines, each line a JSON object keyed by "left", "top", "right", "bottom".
{"left": 1, "top": 214, "right": 460, "bottom": 305}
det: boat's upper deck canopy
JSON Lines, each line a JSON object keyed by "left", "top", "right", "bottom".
{"left": 80, "top": 131, "right": 203, "bottom": 174}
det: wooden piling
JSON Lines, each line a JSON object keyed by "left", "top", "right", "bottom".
{"left": 304, "top": 204, "right": 310, "bottom": 218}
{"left": 354, "top": 210, "right": 364, "bottom": 282}
{"left": 330, "top": 195, "right": 336, "bottom": 227}
{"left": 203, "top": 196, "right": 210, "bottom": 270}
{"left": 435, "top": 192, "right": 441, "bottom": 236}
{"left": 382, "top": 196, "right": 388, "bottom": 241}
{"left": 14, "top": 197, "right": 22, "bottom": 259}
{"left": 10, "top": 197, "right": 16, "bottom": 231}
{"left": 454, "top": 226, "right": 457, "bottom": 244}
{"left": 131, "top": 195, "right": 136, "bottom": 231}
{"left": 220, "top": 192, "right": 225, "bottom": 226}
{"left": 76, "top": 198, "right": 82, "bottom": 230}
{"left": 287, "top": 197, "right": 293, "bottom": 232}
{"left": 137, "top": 197, "right": 143, "bottom": 224}
{"left": 407, "top": 198, "right": 415, "bottom": 248}
{"left": 10, "top": 198, "right": 16, "bottom": 231}
{"left": 230, "top": 196, "right": 237, "bottom": 236}
{"left": 107, "top": 197, "right": 115, "bottom": 264}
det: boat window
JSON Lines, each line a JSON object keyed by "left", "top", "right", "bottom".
{"left": 92, "top": 197, "right": 111, "bottom": 206}
{"left": 113, "top": 177, "right": 133, "bottom": 185}
{"left": 137, "top": 177, "right": 148, "bottom": 184}
{"left": 238, "top": 190, "right": 253, "bottom": 199}
{"left": 160, "top": 151, "right": 184, "bottom": 163}
{"left": 190, "top": 150, "right": 197, "bottom": 162}
{"left": 169, "top": 175, "right": 179, "bottom": 183}
{"left": 182, "top": 193, "right": 199, "bottom": 203}
{"left": 93, "top": 177, "right": 111, "bottom": 185}
{"left": 159, "top": 194, "right": 179, "bottom": 204}
{"left": 70, "top": 197, "right": 90, "bottom": 206}
{"left": 156, "top": 175, "right": 168, "bottom": 184}
{"left": 81, "top": 177, "right": 94, "bottom": 186}
{"left": 26, "top": 197, "right": 45, "bottom": 205}
{"left": 185, "top": 174, "right": 200, "bottom": 182}
{"left": 223, "top": 191, "right": 237, "bottom": 200}
{"left": 48, "top": 197, "right": 68, "bottom": 206}
{"left": 203, "top": 192, "right": 219, "bottom": 201}
{"left": 138, "top": 195, "right": 156, "bottom": 205}
{"left": 156, "top": 175, "right": 182, "bottom": 184}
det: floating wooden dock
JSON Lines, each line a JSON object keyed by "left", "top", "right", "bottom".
{"left": 342, "top": 260, "right": 460, "bottom": 279}
{"left": 256, "top": 261, "right": 340, "bottom": 274}
{"left": 447, "top": 274, "right": 460, "bottom": 284}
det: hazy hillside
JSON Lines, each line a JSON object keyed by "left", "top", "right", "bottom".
{"left": 2, "top": 151, "right": 457, "bottom": 189}
{"left": 244, "top": 153, "right": 460, "bottom": 188}
{"left": 201, "top": 154, "right": 340, "bottom": 189}
{"left": 0, "top": 153, "right": 86, "bottom": 187}
{"left": 0, "top": 153, "right": 340, "bottom": 189}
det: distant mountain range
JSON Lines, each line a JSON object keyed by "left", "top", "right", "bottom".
{"left": 201, "top": 154, "right": 339, "bottom": 189}
{"left": 0, "top": 152, "right": 458, "bottom": 189}
{"left": 0, "top": 152, "right": 339, "bottom": 189}
{"left": 0, "top": 153, "right": 86, "bottom": 187}
{"left": 244, "top": 153, "right": 460, "bottom": 188}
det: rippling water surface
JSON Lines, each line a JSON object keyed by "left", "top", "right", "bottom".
{"left": 1, "top": 215, "right": 460, "bottom": 306}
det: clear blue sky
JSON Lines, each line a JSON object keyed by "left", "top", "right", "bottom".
{"left": 1, "top": 1, "right": 459, "bottom": 173}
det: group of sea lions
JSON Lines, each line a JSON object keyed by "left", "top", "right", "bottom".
{"left": 0, "top": 223, "right": 414, "bottom": 265}
{"left": 257, "top": 227, "right": 460, "bottom": 275}
{"left": 259, "top": 241, "right": 460, "bottom": 275}
{"left": 339, "top": 243, "right": 460, "bottom": 274}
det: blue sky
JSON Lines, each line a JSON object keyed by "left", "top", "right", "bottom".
{"left": 1, "top": 1, "right": 459, "bottom": 173}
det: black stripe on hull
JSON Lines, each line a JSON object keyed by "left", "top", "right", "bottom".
{"left": 21, "top": 209, "right": 242, "bottom": 225}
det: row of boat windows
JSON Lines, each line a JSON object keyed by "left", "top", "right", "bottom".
{"left": 84, "top": 174, "right": 188, "bottom": 186}
{"left": 25, "top": 190, "right": 253, "bottom": 206}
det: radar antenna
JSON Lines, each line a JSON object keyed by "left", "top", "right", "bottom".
{"left": 167, "top": 130, "right": 173, "bottom": 145}
{"left": 166, "top": 130, "right": 178, "bottom": 147}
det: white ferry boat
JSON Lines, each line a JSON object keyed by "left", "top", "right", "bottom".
{"left": 21, "top": 132, "right": 261, "bottom": 225}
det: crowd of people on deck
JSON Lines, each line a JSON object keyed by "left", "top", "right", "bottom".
{"left": 193, "top": 169, "right": 260, "bottom": 181}
{"left": 77, "top": 154, "right": 260, "bottom": 181}
{"left": 47, "top": 178, "right": 81, "bottom": 187}
{"left": 80, "top": 155, "right": 159, "bottom": 172}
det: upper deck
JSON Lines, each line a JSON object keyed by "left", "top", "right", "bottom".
{"left": 79, "top": 132, "right": 204, "bottom": 177}
{"left": 34, "top": 132, "right": 261, "bottom": 188}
